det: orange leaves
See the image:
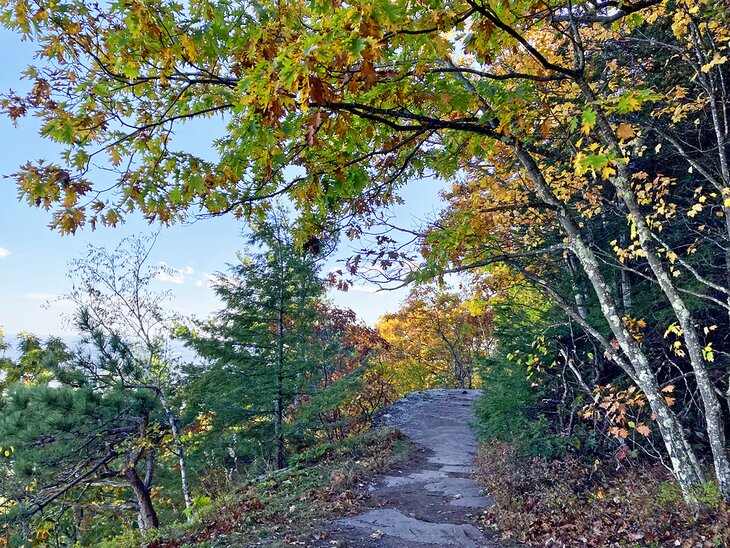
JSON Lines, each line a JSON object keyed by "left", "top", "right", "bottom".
{"left": 662, "top": 384, "right": 676, "bottom": 407}
{"left": 622, "top": 315, "right": 647, "bottom": 344}
{"left": 376, "top": 286, "right": 489, "bottom": 393}
{"left": 581, "top": 385, "right": 653, "bottom": 441}
{"left": 539, "top": 117, "right": 553, "bottom": 137}
{"left": 615, "top": 123, "right": 635, "bottom": 141}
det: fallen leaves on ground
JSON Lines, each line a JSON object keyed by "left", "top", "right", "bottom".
{"left": 475, "top": 442, "right": 730, "bottom": 547}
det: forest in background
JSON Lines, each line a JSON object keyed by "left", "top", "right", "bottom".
{"left": 0, "top": 213, "right": 485, "bottom": 545}
{"left": 1, "top": 0, "right": 730, "bottom": 544}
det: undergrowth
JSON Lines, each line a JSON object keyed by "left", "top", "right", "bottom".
{"left": 476, "top": 442, "right": 730, "bottom": 547}
{"left": 116, "top": 428, "right": 416, "bottom": 547}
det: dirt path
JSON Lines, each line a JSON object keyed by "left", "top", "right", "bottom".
{"left": 329, "top": 389, "right": 505, "bottom": 547}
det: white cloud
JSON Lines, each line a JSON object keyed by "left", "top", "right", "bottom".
{"left": 156, "top": 263, "right": 195, "bottom": 285}
{"left": 0, "top": 247, "right": 10, "bottom": 258}
{"left": 195, "top": 273, "right": 217, "bottom": 288}
{"left": 157, "top": 271, "right": 186, "bottom": 284}
{"left": 348, "top": 284, "right": 379, "bottom": 294}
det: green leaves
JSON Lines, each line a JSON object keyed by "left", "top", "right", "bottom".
{"left": 348, "top": 36, "right": 368, "bottom": 57}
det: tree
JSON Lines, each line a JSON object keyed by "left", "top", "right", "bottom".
{"left": 3, "top": 0, "right": 730, "bottom": 501}
{"left": 297, "top": 303, "right": 395, "bottom": 442}
{"left": 180, "top": 210, "right": 324, "bottom": 470}
{"left": 62, "top": 235, "right": 194, "bottom": 513}
{"left": 377, "top": 285, "right": 492, "bottom": 392}
{"left": 0, "top": 316, "right": 164, "bottom": 541}
{"left": 0, "top": 333, "right": 70, "bottom": 390}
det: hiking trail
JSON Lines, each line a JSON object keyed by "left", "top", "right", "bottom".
{"left": 330, "top": 389, "right": 506, "bottom": 547}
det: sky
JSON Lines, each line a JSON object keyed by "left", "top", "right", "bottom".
{"left": 0, "top": 28, "right": 447, "bottom": 341}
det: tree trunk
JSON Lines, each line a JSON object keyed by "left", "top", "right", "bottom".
{"left": 516, "top": 148, "right": 706, "bottom": 502}
{"left": 124, "top": 467, "right": 159, "bottom": 531}
{"left": 142, "top": 355, "right": 192, "bottom": 512}
{"left": 580, "top": 78, "right": 730, "bottom": 498}
{"left": 619, "top": 235, "right": 632, "bottom": 312}
{"left": 160, "top": 394, "right": 193, "bottom": 512}
{"left": 274, "top": 246, "right": 286, "bottom": 471}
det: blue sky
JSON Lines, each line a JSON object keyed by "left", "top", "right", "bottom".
{"left": 0, "top": 28, "right": 446, "bottom": 340}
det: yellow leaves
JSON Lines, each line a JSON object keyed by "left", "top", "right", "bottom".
{"left": 664, "top": 322, "right": 683, "bottom": 338}
{"left": 32, "top": 7, "right": 48, "bottom": 22}
{"left": 623, "top": 315, "right": 647, "bottom": 343}
{"left": 601, "top": 164, "right": 616, "bottom": 180}
{"left": 702, "top": 342, "right": 715, "bottom": 362}
{"left": 664, "top": 323, "right": 687, "bottom": 357}
{"left": 671, "top": 11, "right": 691, "bottom": 38}
{"left": 65, "top": 21, "right": 82, "bottom": 36}
{"left": 700, "top": 53, "right": 728, "bottom": 73}
{"left": 687, "top": 203, "right": 703, "bottom": 217}
{"left": 179, "top": 34, "right": 199, "bottom": 63}
{"left": 109, "top": 147, "right": 122, "bottom": 167}
{"left": 51, "top": 206, "right": 87, "bottom": 235}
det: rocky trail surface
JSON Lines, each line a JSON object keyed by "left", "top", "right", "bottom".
{"left": 327, "top": 389, "right": 506, "bottom": 547}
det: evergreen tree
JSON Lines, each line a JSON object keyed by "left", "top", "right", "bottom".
{"left": 180, "top": 211, "right": 324, "bottom": 471}
{"left": 0, "top": 312, "right": 166, "bottom": 544}
{"left": 0, "top": 333, "right": 70, "bottom": 391}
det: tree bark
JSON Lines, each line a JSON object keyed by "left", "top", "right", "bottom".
{"left": 124, "top": 467, "right": 159, "bottom": 531}
{"left": 516, "top": 148, "right": 706, "bottom": 502}
{"left": 142, "top": 355, "right": 193, "bottom": 512}
{"left": 579, "top": 78, "right": 730, "bottom": 499}
{"left": 274, "top": 242, "right": 286, "bottom": 471}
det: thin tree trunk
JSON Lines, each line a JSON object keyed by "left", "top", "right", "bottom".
{"left": 580, "top": 79, "right": 730, "bottom": 499}
{"left": 143, "top": 355, "right": 192, "bottom": 512}
{"left": 516, "top": 148, "right": 706, "bottom": 502}
{"left": 619, "top": 235, "right": 632, "bottom": 312}
{"left": 274, "top": 245, "right": 286, "bottom": 471}
{"left": 520, "top": 264, "right": 706, "bottom": 495}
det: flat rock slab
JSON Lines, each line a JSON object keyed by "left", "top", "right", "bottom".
{"left": 333, "top": 389, "right": 507, "bottom": 547}
{"left": 382, "top": 469, "right": 447, "bottom": 487}
{"left": 341, "top": 509, "right": 485, "bottom": 547}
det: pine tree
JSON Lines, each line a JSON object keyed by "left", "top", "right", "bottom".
{"left": 0, "top": 312, "right": 165, "bottom": 542}
{"left": 181, "top": 211, "right": 324, "bottom": 470}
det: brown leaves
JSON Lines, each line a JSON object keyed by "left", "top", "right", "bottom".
{"left": 360, "top": 60, "right": 378, "bottom": 89}
{"left": 581, "top": 384, "right": 652, "bottom": 441}
{"left": 615, "top": 122, "right": 636, "bottom": 141}
{"left": 308, "top": 75, "right": 329, "bottom": 105}
{"left": 475, "top": 442, "right": 730, "bottom": 547}
{"left": 305, "top": 111, "right": 325, "bottom": 146}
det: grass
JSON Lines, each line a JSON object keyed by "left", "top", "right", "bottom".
{"left": 138, "top": 428, "right": 417, "bottom": 547}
